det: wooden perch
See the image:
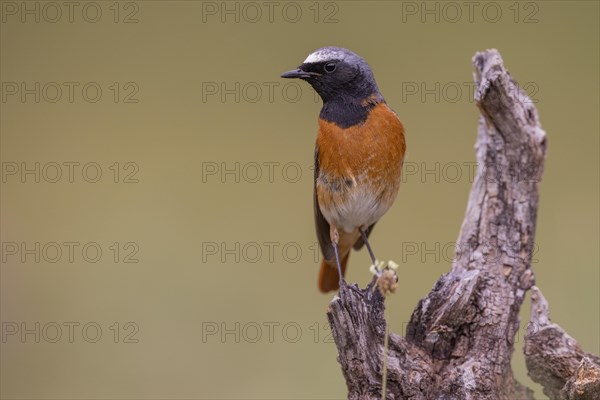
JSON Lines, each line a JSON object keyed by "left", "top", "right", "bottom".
{"left": 326, "top": 49, "right": 599, "bottom": 399}
{"left": 525, "top": 287, "right": 600, "bottom": 399}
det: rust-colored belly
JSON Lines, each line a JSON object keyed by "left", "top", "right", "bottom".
{"left": 316, "top": 103, "right": 406, "bottom": 233}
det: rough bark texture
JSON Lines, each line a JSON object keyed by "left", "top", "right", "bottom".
{"left": 525, "top": 287, "right": 600, "bottom": 400}
{"left": 326, "top": 49, "right": 599, "bottom": 399}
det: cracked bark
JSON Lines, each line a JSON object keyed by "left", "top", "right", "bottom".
{"left": 326, "top": 49, "right": 599, "bottom": 399}
{"left": 525, "top": 287, "right": 600, "bottom": 400}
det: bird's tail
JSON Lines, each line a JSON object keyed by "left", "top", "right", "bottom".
{"left": 318, "top": 252, "right": 350, "bottom": 293}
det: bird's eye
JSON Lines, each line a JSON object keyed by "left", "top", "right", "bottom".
{"left": 324, "top": 62, "right": 336, "bottom": 73}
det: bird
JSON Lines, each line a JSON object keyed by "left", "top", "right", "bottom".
{"left": 281, "top": 47, "right": 406, "bottom": 293}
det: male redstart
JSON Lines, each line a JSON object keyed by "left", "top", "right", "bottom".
{"left": 281, "top": 47, "right": 406, "bottom": 293}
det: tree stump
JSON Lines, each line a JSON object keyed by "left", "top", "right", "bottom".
{"left": 326, "top": 49, "right": 599, "bottom": 400}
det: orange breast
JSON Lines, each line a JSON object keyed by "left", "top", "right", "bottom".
{"left": 316, "top": 102, "right": 406, "bottom": 231}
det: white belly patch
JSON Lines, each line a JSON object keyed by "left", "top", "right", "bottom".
{"left": 320, "top": 183, "right": 393, "bottom": 234}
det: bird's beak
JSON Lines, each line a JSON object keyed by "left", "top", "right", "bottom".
{"left": 281, "top": 68, "right": 317, "bottom": 79}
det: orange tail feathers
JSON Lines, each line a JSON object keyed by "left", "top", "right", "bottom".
{"left": 318, "top": 252, "right": 350, "bottom": 293}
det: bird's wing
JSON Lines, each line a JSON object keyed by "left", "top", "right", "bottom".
{"left": 314, "top": 147, "right": 335, "bottom": 262}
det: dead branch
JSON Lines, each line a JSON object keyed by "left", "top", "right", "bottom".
{"left": 326, "top": 49, "right": 598, "bottom": 400}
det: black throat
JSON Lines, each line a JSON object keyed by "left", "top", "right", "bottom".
{"left": 319, "top": 94, "right": 383, "bottom": 128}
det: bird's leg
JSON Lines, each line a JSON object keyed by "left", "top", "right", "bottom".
{"left": 360, "top": 226, "right": 377, "bottom": 265}
{"left": 330, "top": 227, "right": 345, "bottom": 286}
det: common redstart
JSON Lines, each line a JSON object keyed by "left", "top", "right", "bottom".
{"left": 281, "top": 47, "right": 406, "bottom": 293}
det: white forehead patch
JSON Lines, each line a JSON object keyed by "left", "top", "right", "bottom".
{"left": 303, "top": 48, "right": 344, "bottom": 64}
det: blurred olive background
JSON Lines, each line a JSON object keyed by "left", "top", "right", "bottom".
{"left": 1, "top": 1, "right": 598, "bottom": 399}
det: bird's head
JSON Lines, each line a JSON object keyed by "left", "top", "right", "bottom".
{"left": 281, "top": 47, "right": 382, "bottom": 104}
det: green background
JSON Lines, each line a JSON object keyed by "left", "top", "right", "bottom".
{"left": 1, "top": 1, "right": 598, "bottom": 399}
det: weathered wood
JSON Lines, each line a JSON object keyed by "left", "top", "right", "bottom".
{"left": 326, "top": 49, "right": 597, "bottom": 399}
{"left": 525, "top": 286, "right": 600, "bottom": 399}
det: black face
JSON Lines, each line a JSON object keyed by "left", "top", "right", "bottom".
{"left": 281, "top": 47, "right": 384, "bottom": 128}
{"left": 281, "top": 47, "right": 382, "bottom": 104}
{"left": 298, "top": 60, "right": 364, "bottom": 102}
